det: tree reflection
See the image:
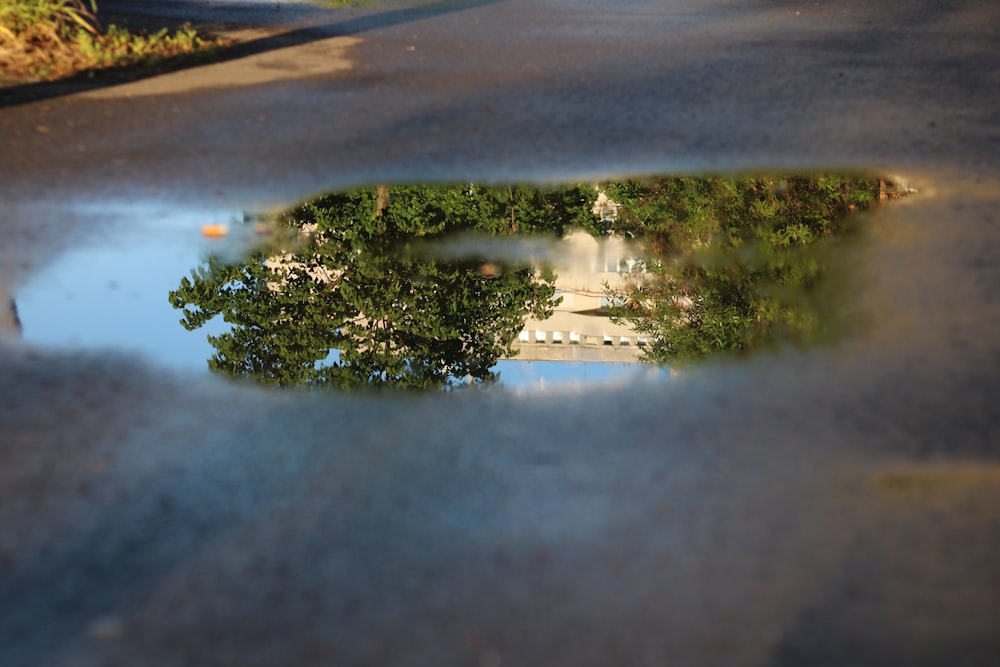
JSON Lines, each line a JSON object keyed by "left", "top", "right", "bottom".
{"left": 169, "top": 176, "right": 887, "bottom": 388}
{"left": 168, "top": 185, "right": 596, "bottom": 389}
{"left": 602, "top": 175, "right": 884, "bottom": 363}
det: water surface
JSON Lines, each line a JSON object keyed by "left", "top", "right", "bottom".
{"left": 15, "top": 174, "right": 902, "bottom": 391}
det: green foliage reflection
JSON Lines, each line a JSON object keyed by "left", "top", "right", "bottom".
{"left": 169, "top": 184, "right": 596, "bottom": 389}
{"left": 603, "top": 175, "right": 883, "bottom": 363}
{"left": 169, "top": 176, "right": 887, "bottom": 388}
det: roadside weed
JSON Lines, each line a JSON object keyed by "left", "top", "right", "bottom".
{"left": 0, "top": 0, "right": 224, "bottom": 81}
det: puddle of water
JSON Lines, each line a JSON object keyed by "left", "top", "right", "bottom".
{"left": 13, "top": 175, "right": 902, "bottom": 391}
{"left": 12, "top": 208, "right": 263, "bottom": 371}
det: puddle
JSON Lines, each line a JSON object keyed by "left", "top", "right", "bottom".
{"left": 13, "top": 175, "right": 904, "bottom": 391}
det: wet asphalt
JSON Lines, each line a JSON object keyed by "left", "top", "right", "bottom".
{"left": 0, "top": 1, "right": 998, "bottom": 665}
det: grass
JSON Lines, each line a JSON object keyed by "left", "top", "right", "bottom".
{"left": 0, "top": 0, "right": 228, "bottom": 82}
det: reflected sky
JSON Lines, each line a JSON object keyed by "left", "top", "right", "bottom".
{"left": 15, "top": 213, "right": 233, "bottom": 371}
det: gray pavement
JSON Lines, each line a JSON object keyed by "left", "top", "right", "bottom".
{"left": 0, "top": 1, "right": 998, "bottom": 665}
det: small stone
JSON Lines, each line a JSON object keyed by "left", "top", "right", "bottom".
{"left": 88, "top": 616, "right": 124, "bottom": 641}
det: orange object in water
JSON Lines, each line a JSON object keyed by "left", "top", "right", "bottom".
{"left": 201, "top": 224, "right": 229, "bottom": 237}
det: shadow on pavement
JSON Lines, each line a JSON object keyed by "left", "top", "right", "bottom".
{"left": 0, "top": 0, "right": 505, "bottom": 108}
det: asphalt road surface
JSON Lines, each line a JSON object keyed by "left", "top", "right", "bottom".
{"left": 0, "top": 1, "right": 998, "bottom": 665}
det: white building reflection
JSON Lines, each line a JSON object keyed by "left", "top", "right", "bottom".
{"left": 509, "top": 230, "right": 648, "bottom": 363}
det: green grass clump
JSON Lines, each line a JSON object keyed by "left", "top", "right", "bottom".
{"left": 75, "top": 24, "right": 213, "bottom": 70}
{"left": 0, "top": 0, "right": 98, "bottom": 38}
{"left": 0, "top": 0, "right": 224, "bottom": 81}
{"left": 0, "top": 0, "right": 98, "bottom": 78}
